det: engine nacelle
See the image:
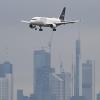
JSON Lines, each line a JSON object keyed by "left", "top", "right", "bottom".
{"left": 50, "top": 24, "right": 56, "bottom": 28}
{"left": 29, "top": 24, "right": 36, "bottom": 29}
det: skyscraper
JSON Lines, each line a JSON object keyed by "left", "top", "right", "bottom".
{"left": 74, "top": 39, "right": 80, "bottom": 96}
{"left": 71, "top": 39, "right": 84, "bottom": 100}
{"left": 49, "top": 73, "right": 64, "bottom": 100}
{"left": 17, "top": 89, "right": 24, "bottom": 100}
{"left": 23, "top": 96, "right": 29, "bottom": 100}
{"left": 97, "top": 92, "right": 100, "bottom": 100}
{"left": 82, "top": 60, "right": 93, "bottom": 100}
{"left": 0, "top": 62, "right": 13, "bottom": 100}
{"left": 34, "top": 50, "right": 51, "bottom": 100}
{"left": 58, "top": 72, "right": 72, "bottom": 100}
{"left": 65, "top": 72, "right": 72, "bottom": 100}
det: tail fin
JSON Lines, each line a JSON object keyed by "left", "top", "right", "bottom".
{"left": 59, "top": 7, "right": 66, "bottom": 21}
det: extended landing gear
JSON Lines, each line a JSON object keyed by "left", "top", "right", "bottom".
{"left": 39, "top": 28, "right": 43, "bottom": 31}
{"left": 35, "top": 27, "right": 37, "bottom": 30}
{"left": 53, "top": 28, "right": 56, "bottom": 31}
{"left": 39, "top": 26, "right": 43, "bottom": 31}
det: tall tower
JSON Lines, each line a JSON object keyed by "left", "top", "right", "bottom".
{"left": 74, "top": 39, "right": 80, "bottom": 96}
{"left": 34, "top": 50, "right": 51, "bottom": 100}
{"left": 0, "top": 62, "right": 13, "bottom": 100}
{"left": 82, "top": 60, "right": 93, "bottom": 100}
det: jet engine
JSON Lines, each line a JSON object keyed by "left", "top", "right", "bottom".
{"left": 50, "top": 24, "right": 56, "bottom": 28}
{"left": 29, "top": 24, "right": 36, "bottom": 29}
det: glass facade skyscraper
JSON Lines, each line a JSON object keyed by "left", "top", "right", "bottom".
{"left": 74, "top": 39, "right": 80, "bottom": 96}
{"left": 82, "top": 60, "right": 93, "bottom": 100}
{"left": 58, "top": 72, "right": 72, "bottom": 100}
{"left": 97, "top": 92, "right": 100, "bottom": 100}
{"left": 34, "top": 50, "right": 51, "bottom": 100}
{"left": 17, "top": 89, "right": 24, "bottom": 100}
{"left": 49, "top": 73, "right": 64, "bottom": 100}
{"left": 0, "top": 62, "right": 13, "bottom": 100}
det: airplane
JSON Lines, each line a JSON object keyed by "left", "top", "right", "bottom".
{"left": 21, "top": 7, "right": 79, "bottom": 31}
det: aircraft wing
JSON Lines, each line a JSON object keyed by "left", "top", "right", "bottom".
{"left": 56, "top": 20, "right": 79, "bottom": 26}
{"left": 21, "top": 20, "right": 30, "bottom": 24}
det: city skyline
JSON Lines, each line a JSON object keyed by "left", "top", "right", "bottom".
{"left": 0, "top": 38, "right": 98, "bottom": 100}
{"left": 0, "top": 38, "right": 97, "bottom": 99}
{"left": 16, "top": 39, "right": 94, "bottom": 100}
{"left": 0, "top": 0, "right": 100, "bottom": 99}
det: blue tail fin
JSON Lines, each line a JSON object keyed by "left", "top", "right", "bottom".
{"left": 59, "top": 7, "right": 66, "bottom": 21}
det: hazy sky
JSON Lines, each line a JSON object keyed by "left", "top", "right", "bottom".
{"left": 0, "top": 0, "right": 100, "bottom": 99}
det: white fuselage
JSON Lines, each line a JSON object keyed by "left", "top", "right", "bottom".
{"left": 30, "top": 17, "right": 61, "bottom": 27}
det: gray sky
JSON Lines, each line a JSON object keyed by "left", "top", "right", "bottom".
{"left": 0, "top": 0, "right": 100, "bottom": 99}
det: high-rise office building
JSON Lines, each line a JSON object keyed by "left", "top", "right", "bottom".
{"left": 34, "top": 50, "right": 51, "bottom": 100}
{"left": 17, "top": 89, "right": 24, "bottom": 100}
{"left": 49, "top": 73, "right": 64, "bottom": 100}
{"left": 82, "top": 60, "right": 93, "bottom": 100}
{"left": 74, "top": 39, "right": 80, "bottom": 96}
{"left": 97, "top": 92, "right": 100, "bottom": 100}
{"left": 29, "top": 94, "right": 36, "bottom": 100}
{"left": 23, "top": 96, "right": 29, "bottom": 100}
{"left": 65, "top": 72, "right": 72, "bottom": 100}
{"left": 71, "top": 39, "right": 84, "bottom": 100}
{"left": 59, "top": 72, "right": 72, "bottom": 100}
{"left": 0, "top": 62, "right": 13, "bottom": 100}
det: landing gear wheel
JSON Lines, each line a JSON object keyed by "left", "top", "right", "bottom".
{"left": 53, "top": 28, "right": 56, "bottom": 31}
{"left": 39, "top": 28, "right": 43, "bottom": 31}
{"left": 35, "top": 28, "right": 37, "bottom": 30}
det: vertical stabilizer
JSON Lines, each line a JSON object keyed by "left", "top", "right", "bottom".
{"left": 59, "top": 7, "right": 66, "bottom": 21}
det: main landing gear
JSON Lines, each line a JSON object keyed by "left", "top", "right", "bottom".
{"left": 53, "top": 28, "right": 56, "bottom": 31}
{"left": 35, "top": 27, "right": 37, "bottom": 30}
{"left": 39, "top": 28, "right": 43, "bottom": 31}
{"left": 39, "top": 26, "right": 43, "bottom": 31}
